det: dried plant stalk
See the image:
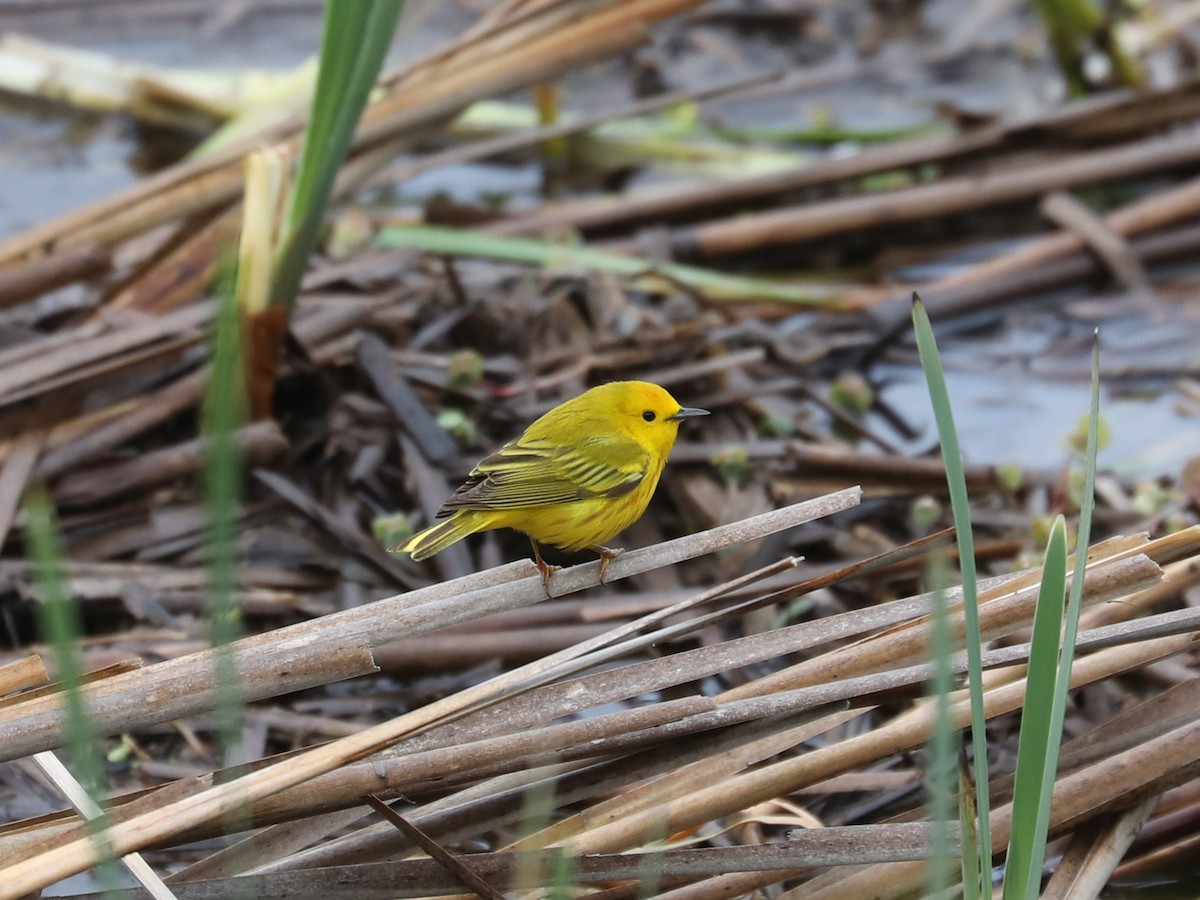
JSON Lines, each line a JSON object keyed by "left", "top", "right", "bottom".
{"left": 0, "top": 655, "right": 48, "bottom": 696}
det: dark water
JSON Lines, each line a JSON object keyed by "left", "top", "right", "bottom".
{"left": 879, "top": 334, "right": 1200, "bottom": 479}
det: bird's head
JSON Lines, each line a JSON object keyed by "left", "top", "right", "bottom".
{"left": 598, "top": 381, "right": 709, "bottom": 456}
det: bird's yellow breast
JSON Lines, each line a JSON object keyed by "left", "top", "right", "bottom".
{"left": 488, "top": 460, "right": 662, "bottom": 551}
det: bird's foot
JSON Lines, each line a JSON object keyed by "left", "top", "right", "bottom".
{"left": 530, "top": 538, "right": 560, "bottom": 597}
{"left": 534, "top": 558, "right": 562, "bottom": 596}
{"left": 592, "top": 545, "right": 625, "bottom": 585}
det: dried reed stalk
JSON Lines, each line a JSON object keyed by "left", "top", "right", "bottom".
{"left": 0, "top": 654, "right": 47, "bottom": 696}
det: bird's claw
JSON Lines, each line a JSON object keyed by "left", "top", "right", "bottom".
{"left": 593, "top": 545, "right": 624, "bottom": 585}
{"left": 535, "top": 558, "right": 562, "bottom": 596}
{"left": 530, "top": 538, "right": 560, "bottom": 597}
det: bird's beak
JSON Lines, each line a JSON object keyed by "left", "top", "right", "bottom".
{"left": 669, "top": 407, "right": 710, "bottom": 421}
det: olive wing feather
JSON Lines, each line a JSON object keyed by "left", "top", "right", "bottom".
{"left": 436, "top": 434, "right": 649, "bottom": 516}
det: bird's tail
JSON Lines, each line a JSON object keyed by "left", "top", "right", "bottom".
{"left": 396, "top": 512, "right": 483, "bottom": 561}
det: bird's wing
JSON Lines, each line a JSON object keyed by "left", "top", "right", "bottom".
{"left": 437, "top": 434, "right": 650, "bottom": 515}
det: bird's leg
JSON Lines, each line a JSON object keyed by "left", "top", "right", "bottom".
{"left": 529, "top": 537, "right": 561, "bottom": 596}
{"left": 592, "top": 545, "right": 624, "bottom": 585}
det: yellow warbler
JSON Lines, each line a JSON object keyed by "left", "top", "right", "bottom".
{"left": 397, "top": 381, "right": 708, "bottom": 589}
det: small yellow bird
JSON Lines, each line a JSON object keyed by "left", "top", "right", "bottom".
{"left": 397, "top": 381, "right": 708, "bottom": 589}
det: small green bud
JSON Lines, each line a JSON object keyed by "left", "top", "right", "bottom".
{"left": 1131, "top": 481, "right": 1168, "bottom": 518}
{"left": 665, "top": 101, "right": 699, "bottom": 129}
{"left": 756, "top": 413, "right": 793, "bottom": 438}
{"left": 830, "top": 372, "right": 873, "bottom": 418}
{"left": 997, "top": 463, "right": 1024, "bottom": 492}
{"left": 1163, "top": 512, "right": 1190, "bottom": 535}
{"left": 910, "top": 495, "right": 942, "bottom": 531}
{"left": 374, "top": 512, "right": 415, "bottom": 549}
{"left": 437, "top": 407, "right": 478, "bottom": 447}
{"left": 710, "top": 445, "right": 750, "bottom": 487}
{"left": 1029, "top": 514, "right": 1054, "bottom": 547}
{"left": 1065, "top": 413, "right": 1111, "bottom": 457}
{"left": 324, "top": 207, "right": 374, "bottom": 260}
{"left": 107, "top": 734, "right": 135, "bottom": 764}
{"left": 447, "top": 350, "right": 484, "bottom": 390}
{"left": 809, "top": 105, "right": 834, "bottom": 132}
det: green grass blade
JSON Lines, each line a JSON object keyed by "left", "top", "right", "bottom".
{"left": 547, "top": 849, "right": 578, "bottom": 900}
{"left": 957, "top": 748, "right": 983, "bottom": 900}
{"left": 26, "top": 489, "right": 123, "bottom": 895}
{"left": 271, "top": 0, "right": 406, "bottom": 312}
{"left": 1003, "top": 514, "right": 1068, "bottom": 899}
{"left": 911, "top": 295, "right": 991, "bottom": 892}
{"left": 1011, "top": 332, "right": 1102, "bottom": 889}
{"left": 1001, "top": 334, "right": 1100, "bottom": 897}
{"left": 1059, "top": 331, "right": 1101, "bottom": 712}
{"left": 204, "top": 262, "right": 246, "bottom": 775}
{"left": 1032, "top": 0, "right": 1142, "bottom": 95}
{"left": 515, "top": 771, "right": 561, "bottom": 893}
{"left": 635, "top": 808, "right": 670, "bottom": 900}
{"left": 924, "top": 549, "right": 957, "bottom": 899}
{"left": 376, "top": 225, "right": 841, "bottom": 307}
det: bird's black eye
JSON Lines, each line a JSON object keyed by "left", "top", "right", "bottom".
{"left": 642, "top": 410, "right": 656, "bottom": 422}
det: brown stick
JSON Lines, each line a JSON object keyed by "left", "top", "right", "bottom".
{"left": 1040, "top": 191, "right": 1151, "bottom": 294}
{"left": 866, "top": 220, "right": 1200, "bottom": 338}
{"left": 491, "top": 78, "right": 1200, "bottom": 239}
{"left": 0, "top": 656, "right": 48, "bottom": 697}
{"left": 373, "top": 623, "right": 616, "bottom": 671}
{"left": 55, "top": 555, "right": 1179, "bottom": 856}
{"left": 35, "top": 368, "right": 209, "bottom": 480}
{"left": 0, "top": 244, "right": 111, "bottom": 308}
{"left": 366, "top": 69, "right": 785, "bottom": 192}
{"left": 0, "top": 491, "right": 860, "bottom": 896}
{"left": 800, "top": 703, "right": 1200, "bottom": 899}
{"left": 365, "top": 795, "right": 506, "bottom": 900}
{"left": 0, "top": 429, "right": 44, "bottom": 552}
{"left": 51, "top": 826, "right": 964, "bottom": 899}
{"left": 18, "top": 599, "right": 1188, "bottom": 871}
{"left": 0, "top": 0, "right": 699, "bottom": 304}
{"left": 493, "top": 129, "right": 1003, "bottom": 237}
{"left": 0, "top": 490, "right": 860, "bottom": 766}
{"left": 669, "top": 439, "right": 1008, "bottom": 492}
{"left": 53, "top": 420, "right": 288, "bottom": 508}
{"left": 618, "top": 130, "right": 1200, "bottom": 259}
{"left": 0, "top": 660, "right": 143, "bottom": 711}
{"left": 924, "top": 173, "right": 1200, "bottom": 298}
{"left": 0, "top": 303, "right": 209, "bottom": 408}
{"left": 554, "top": 633, "right": 1198, "bottom": 863}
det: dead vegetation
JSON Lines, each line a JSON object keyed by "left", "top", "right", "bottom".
{"left": 0, "top": 1, "right": 1197, "bottom": 897}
